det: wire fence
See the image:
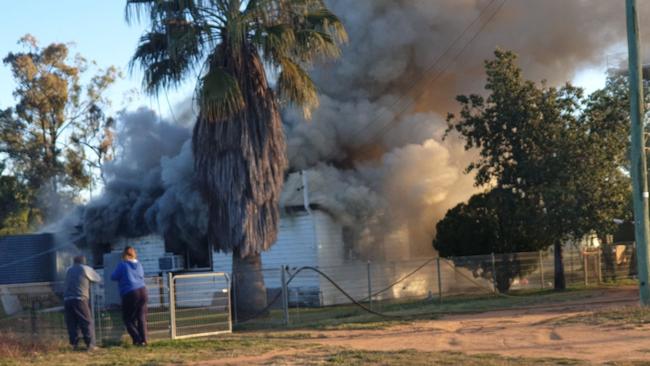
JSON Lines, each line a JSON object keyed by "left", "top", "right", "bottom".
{"left": 0, "top": 244, "right": 638, "bottom": 343}
{"left": 0, "top": 272, "right": 231, "bottom": 346}
{"left": 231, "top": 244, "right": 638, "bottom": 329}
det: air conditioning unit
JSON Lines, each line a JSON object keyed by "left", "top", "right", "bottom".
{"left": 158, "top": 253, "right": 185, "bottom": 271}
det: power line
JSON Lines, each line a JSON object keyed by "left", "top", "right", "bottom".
{"left": 351, "top": 0, "right": 508, "bottom": 151}
{"left": 348, "top": 0, "right": 500, "bottom": 131}
{"left": 164, "top": 89, "right": 179, "bottom": 124}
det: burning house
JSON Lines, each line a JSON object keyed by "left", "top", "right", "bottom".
{"left": 48, "top": 0, "right": 642, "bottom": 308}
{"left": 89, "top": 169, "right": 447, "bottom": 307}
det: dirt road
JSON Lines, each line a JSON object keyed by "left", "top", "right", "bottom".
{"left": 196, "top": 287, "right": 647, "bottom": 365}
{"left": 301, "top": 287, "right": 644, "bottom": 363}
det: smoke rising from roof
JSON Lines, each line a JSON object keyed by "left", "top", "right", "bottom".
{"left": 283, "top": 0, "right": 647, "bottom": 257}
{"left": 72, "top": 109, "right": 208, "bottom": 256}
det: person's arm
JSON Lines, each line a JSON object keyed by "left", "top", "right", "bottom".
{"left": 111, "top": 262, "right": 123, "bottom": 281}
{"left": 83, "top": 265, "right": 102, "bottom": 283}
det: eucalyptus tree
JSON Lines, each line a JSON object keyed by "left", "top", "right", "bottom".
{"left": 1, "top": 35, "right": 118, "bottom": 224}
{"left": 125, "top": 0, "right": 346, "bottom": 315}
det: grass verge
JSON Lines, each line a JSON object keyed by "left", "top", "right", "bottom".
{"left": 1, "top": 339, "right": 591, "bottom": 366}
{"left": 0, "top": 334, "right": 62, "bottom": 360}
{"left": 0, "top": 335, "right": 300, "bottom": 366}
{"left": 550, "top": 306, "right": 650, "bottom": 328}
{"left": 267, "top": 349, "right": 586, "bottom": 366}
{"left": 236, "top": 286, "right": 626, "bottom": 331}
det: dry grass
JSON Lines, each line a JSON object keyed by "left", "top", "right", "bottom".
{"left": 266, "top": 349, "right": 586, "bottom": 366}
{"left": 0, "top": 334, "right": 61, "bottom": 359}
{"left": 236, "top": 287, "right": 615, "bottom": 332}
{"left": 0, "top": 335, "right": 299, "bottom": 366}
{"left": 547, "top": 305, "right": 650, "bottom": 329}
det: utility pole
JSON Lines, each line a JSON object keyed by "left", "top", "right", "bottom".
{"left": 626, "top": 0, "right": 650, "bottom": 306}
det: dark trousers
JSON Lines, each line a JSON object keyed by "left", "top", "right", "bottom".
{"left": 64, "top": 299, "right": 95, "bottom": 347}
{"left": 122, "top": 287, "right": 148, "bottom": 344}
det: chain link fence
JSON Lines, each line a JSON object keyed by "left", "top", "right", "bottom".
{"left": 0, "top": 245, "right": 638, "bottom": 343}
{"left": 232, "top": 245, "right": 638, "bottom": 329}
{"left": 0, "top": 272, "right": 231, "bottom": 346}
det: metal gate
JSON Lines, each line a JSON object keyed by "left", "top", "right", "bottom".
{"left": 169, "top": 272, "right": 232, "bottom": 339}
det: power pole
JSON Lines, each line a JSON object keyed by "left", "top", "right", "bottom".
{"left": 626, "top": 0, "right": 650, "bottom": 306}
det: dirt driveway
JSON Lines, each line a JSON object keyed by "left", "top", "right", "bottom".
{"left": 195, "top": 287, "right": 648, "bottom": 365}
{"left": 298, "top": 287, "right": 644, "bottom": 363}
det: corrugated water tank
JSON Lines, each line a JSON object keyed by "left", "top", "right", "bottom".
{"left": 0, "top": 233, "right": 77, "bottom": 285}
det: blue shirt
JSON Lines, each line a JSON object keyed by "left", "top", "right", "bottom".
{"left": 110, "top": 260, "right": 146, "bottom": 296}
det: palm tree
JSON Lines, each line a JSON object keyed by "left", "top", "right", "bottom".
{"left": 125, "top": 0, "right": 346, "bottom": 316}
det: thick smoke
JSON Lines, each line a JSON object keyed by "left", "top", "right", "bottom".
{"left": 65, "top": 1, "right": 649, "bottom": 261}
{"left": 74, "top": 108, "right": 208, "bottom": 256}
{"left": 283, "top": 0, "right": 648, "bottom": 258}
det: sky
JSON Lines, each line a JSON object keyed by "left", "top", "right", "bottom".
{"left": 0, "top": 1, "right": 612, "bottom": 120}
{"left": 0, "top": 0, "right": 193, "bottom": 119}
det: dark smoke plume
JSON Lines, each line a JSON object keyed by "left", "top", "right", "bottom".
{"left": 70, "top": 109, "right": 208, "bottom": 256}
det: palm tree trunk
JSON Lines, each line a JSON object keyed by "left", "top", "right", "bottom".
{"left": 554, "top": 240, "right": 566, "bottom": 290}
{"left": 193, "top": 45, "right": 286, "bottom": 257}
{"left": 232, "top": 248, "right": 268, "bottom": 319}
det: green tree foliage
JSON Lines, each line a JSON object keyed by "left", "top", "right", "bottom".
{"left": 0, "top": 161, "right": 31, "bottom": 235}
{"left": 444, "top": 49, "right": 631, "bottom": 290}
{"left": 433, "top": 189, "right": 546, "bottom": 292}
{"left": 126, "top": 0, "right": 346, "bottom": 317}
{"left": 0, "top": 35, "right": 119, "bottom": 226}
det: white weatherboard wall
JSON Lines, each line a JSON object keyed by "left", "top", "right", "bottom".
{"left": 106, "top": 236, "right": 219, "bottom": 308}
{"left": 212, "top": 210, "right": 330, "bottom": 291}
{"left": 111, "top": 235, "right": 167, "bottom": 275}
{"left": 107, "top": 210, "right": 447, "bottom": 307}
{"left": 102, "top": 236, "right": 166, "bottom": 307}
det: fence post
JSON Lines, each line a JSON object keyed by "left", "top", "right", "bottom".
{"left": 226, "top": 274, "right": 233, "bottom": 333}
{"left": 568, "top": 247, "right": 576, "bottom": 283}
{"left": 30, "top": 300, "right": 37, "bottom": 340}
{"left": 281, "top": 266, "right": 289, "bottom": 326}
{"left": 168, "top": 272, "right": 177, "bottom": 339}
{"left": 436, "top": 257, "right": 443, "bottom": 304}
{"left": 583, "top": 252, "right": 589, "bottom": 287}
{"left": 491, "top": 253, "right": 497, "bottom": 293}
{"left": 231, "top": 272, "right": 238, "bottom": 324}
{"left": 367, "top": 261, "right": 373, "bottom": 310}
{"left": 90, "top": 284, "right": 98, "bottom": 344}
{"left": 597, "top": 251, "right": 603, "bottom": 284}
{"left": 539, "top": 250, "right": 545, "bottom": 289}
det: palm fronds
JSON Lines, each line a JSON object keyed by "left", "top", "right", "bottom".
{"left": 126, "top": 0, "right": 345, "bottom": 256}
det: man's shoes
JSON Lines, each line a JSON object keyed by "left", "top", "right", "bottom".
{"left": 87, "top": 345, "right": 99, "bottom": 352}
{"left": 135, "top": 342, "right": 148, "bottom": 347}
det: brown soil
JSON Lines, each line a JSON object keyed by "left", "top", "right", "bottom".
{"left": 298, "top": 287, "right": 644, "bottom": 363}
{"left": 191, "top": 349, "right": 307, "bottom": 366}
{"left": 196, "top": 287, "right": 647, "bottom": 365}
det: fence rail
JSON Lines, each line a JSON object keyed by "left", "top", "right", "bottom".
{"left": 0, "top": 244, "right": 637, "bottom": 344}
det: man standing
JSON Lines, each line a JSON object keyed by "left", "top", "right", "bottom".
{"left": 63, "top": 255, "right": 101, "bottom": 351}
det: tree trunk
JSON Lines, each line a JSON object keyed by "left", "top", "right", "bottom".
{"left": 629, "top": 243, "right": 638, "bottom": 278}
{"left": 232, "top": 249, "right": 268, "bottom": 319}
{"left": 554, "top": 241, "right": 566, "bottom": 290}
{"left": 494, "top": 253, "right": 519, "bottom": 293}
{"left": 495, "top": 264, "right": 512, "bottom": 293}
{"left": 601, "top": 237, "right": 616, "bottom": 282}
